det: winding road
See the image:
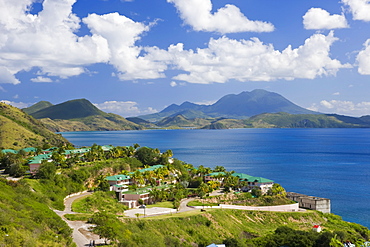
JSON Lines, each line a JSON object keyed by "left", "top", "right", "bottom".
{"left": 53, "top": 192, "right": 104, "bottom": 247}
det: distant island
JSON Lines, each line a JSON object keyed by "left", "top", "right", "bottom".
{"left": 18, "top": 89, "right": 370, "bottom": 132}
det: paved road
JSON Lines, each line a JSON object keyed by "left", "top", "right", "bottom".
{"left": 54, "top": 192, "right": 105, "bottom": 247}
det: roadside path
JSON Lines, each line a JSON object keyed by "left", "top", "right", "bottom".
{"left": 53, "top": 192, "right": 104, "bottom": 247}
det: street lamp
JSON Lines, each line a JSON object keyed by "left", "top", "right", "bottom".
{"left": 139, "top": 204, "right": 146, "bottom": 217}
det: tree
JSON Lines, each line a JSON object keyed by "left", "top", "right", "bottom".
{"left": 268, "top": 183, "right": 286, "bottom": 197}
{"left": 91, "top": 211, "right": 120, "bottom": 245}
{"left": 197, "top": 182, "right": 211, "bottom": 198}
{"left": 135, "top": 147, "right": 159, "bottom": 166}
{"left": 7, "top": 163, "right": 27, "bottom": 177}
{"left": 36, "top": 161, "right": 56, "bottom": 180}
{"left": 223, "top": 171, "right": 238, "bottom": 192}
{"left": 251, "top": 188, "right": 262, "bottom": 198}
{"left": 330, "top": 234, "right": 343, "bottom": 247}
{"left": 213, "top": 165, "right": 226, "bottom": 172}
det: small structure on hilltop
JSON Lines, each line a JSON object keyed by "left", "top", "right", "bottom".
{"left": 286, "top": 192, "right": 330, "bottom": 213}
{"left": 312, "top": 225, "right": 322, "bottom": 233}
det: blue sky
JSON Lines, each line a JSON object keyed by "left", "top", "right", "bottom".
{"left": 1, "top": 0, "right": 370, "bottom": 117}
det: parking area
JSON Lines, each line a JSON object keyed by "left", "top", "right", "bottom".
{"left": 124, "top": 207, "right": 177, "bottom": 218}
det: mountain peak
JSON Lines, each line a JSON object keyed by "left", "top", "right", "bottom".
{"left": 30, "top": 98, "right": 104, "bottom": 120}
{"left": 139, "top": 89, "right": 319, "bottom": 121}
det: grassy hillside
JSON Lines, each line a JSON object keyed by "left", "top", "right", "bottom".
{"left": 246, "top": 113, "right": 366, "bottom": 128}
{"left": 0, "top": 103, "right": 70, "bottom": 149}
{"left": 202, "top": 113, "right": 370, "bottom": 129}
{"left": 156, "top": 114, "right": 211, "bottom": 128}
{"left": 93, "top": 209, "right": 368, "bottom": 247}
{"left": 29, "top": 99, "right": 143, "bottom": 132}
{"left": 0, "top": 179, "right": 73, "bottom": 246}
{"left": 31, "top": 99, "right": 104, "bottom": 120}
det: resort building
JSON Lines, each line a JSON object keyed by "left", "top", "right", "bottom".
{"left": 204, "top": 172, "right": 226, "bottom": 183}
{"left": 204, "top": 172, "right": 274, "bottom": 194}
{"left": 105, "top": 175, "right": 131, "bottom": 192}
{"left": 118, "top": 185, "right": 170, "bottom": 208}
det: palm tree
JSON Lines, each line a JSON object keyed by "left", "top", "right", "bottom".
{"left": 132, "top": 170, "right": 145, "bottom": 187}
{"left": 213, "top": 165, "right": 226, "bottom": 172}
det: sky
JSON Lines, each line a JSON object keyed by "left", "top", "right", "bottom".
{"left": 1, "top": 0, "right": 370, "bottom": 117}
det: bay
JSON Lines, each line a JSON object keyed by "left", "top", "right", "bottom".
{"left": 61, "top": 128, "right": 370, "bottom": 228}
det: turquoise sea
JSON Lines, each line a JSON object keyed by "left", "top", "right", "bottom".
{"left": 61, "top": 128, "right": 370, "bottom": 228}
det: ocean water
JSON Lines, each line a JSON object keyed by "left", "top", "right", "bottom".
{"left": 61, "top": 128, "right": 370, "bottom": 228}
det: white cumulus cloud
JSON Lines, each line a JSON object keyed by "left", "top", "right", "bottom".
{"left": 356, "top": 39, "right": 370, "bottom": 74}
{"left": 94, "top": 101, "right": 157, "bottom": 117}
{"left": 167, "top": 0, "right": 274, "bottom": 33}
{"left": 83, "top": 13, "right": 167, "bottom": 80}
{"left": 30, "top": 76, "right": 53, "bottom": 83}
{"left": 342, "top": 0, "right": 370, "bottom": 21}
{"left": 0, "top": 0, "right": 111, "bottom": 82}
{"left": 0, "top": 0, "right": 166, "bottom": 83}
{"left": 309, "top": 100, "right": 370, "bottom": 116}
{"left": 0, "top": 66, "right": 21, "bottom": 84}
{"left": 303, "top": 8, "right": 348, "bottom": 29}
{"left": 147, "top": 31, "right": 351, "bottom": 84}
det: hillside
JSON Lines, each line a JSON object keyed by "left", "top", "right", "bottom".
{"left": 0, "top": 103, "right": 70, "bottom": 149}
{"left": 202, "top": 113, "right": 370, "bottom": 129}
{"left": 22, "top": 101, "right": 53, "bottom": 115}
{"left": 30, "top": 99, "right": 104, "bottom": 120}
{"left": 0, "top": 179, "right": 73, "bottom": 246}
{"left": 116, "top": 209, "right": 368, "bottom": 246}
{"left": 155, "top": 114, "right": 211, "bottom": 128}
{"left": 28, "top": 99, "right": 143, "bottom": 131}
{"left": 139, "top": 89, "right": 319, "bottom": 122}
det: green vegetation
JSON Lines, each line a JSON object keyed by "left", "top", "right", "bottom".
{"left": 0, "top": 102, "right": 70, "bottom": 149}
{"left": 27, "top": 99, "right": 143, "bottom": 132}
{"left": 89, "top": 209, "right": 368, "bottom": 247}
{"left": 22, "top": 101, "right": 53, "bottom": 115}
{"left": 0, "top": 143, "right": 368, "bottom": 246}
{"left": 146, "top": 201, "right": 173, "bottom": 208}
{"left": 72, "top": 191, "right": 127, "bottom": 214}
{"left": 0, "top": 179, "right": 73, "bottom": 246}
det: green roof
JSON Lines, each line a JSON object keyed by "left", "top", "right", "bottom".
{"left": 248, "top": 177, "right": 274, "bottom": 183}
{"left": 28, "top": 153, "right": 52, "bottom": 164}
{"left": 232, "top": 173, "right": 254, "bottom": 180}
{"left": 205, "top": 172, "right": 226, "bottom": 177}
{"left": 1, "top": 149, "right": 18, "bottom": 154}
{"left": 105, "top": 175, "right": 131, "bottom": 181}
{"left": 113, "top": 184, "right": 128, "bottom": 188}
{"left": 130, "top": 165, "right": 164, "bottom": 174}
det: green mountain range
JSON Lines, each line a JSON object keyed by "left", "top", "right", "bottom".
{"left": 140, "top": 89, "right": 318, "bottom": 122}
{"left": 0, "top": 102, "right": 69, "bottom": 149}
{"left": 20, "top": 90, "right": 370, "bottom": 131}
{"left": 26, "top": 99, "right": 143, "bottom": 132}
{"left": 201, "top": 112, "right": 370, "bottom": 129}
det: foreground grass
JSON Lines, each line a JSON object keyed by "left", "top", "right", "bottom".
{"left": 92, "top": 209, "right": 369, "bottom": 247}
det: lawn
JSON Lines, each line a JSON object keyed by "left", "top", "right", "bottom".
{"left": 146, "top": 201, "right": 173, "bottom": 208}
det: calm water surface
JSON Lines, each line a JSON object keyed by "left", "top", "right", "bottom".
{"left": 61, "top": 128, "right": 370, "bottom": 228}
